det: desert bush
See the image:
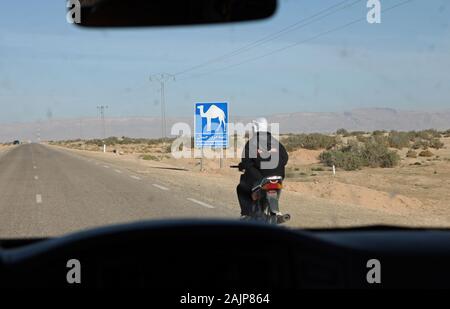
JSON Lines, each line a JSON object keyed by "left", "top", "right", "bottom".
{"left": 429, "top": 138, "right": 444, "bottom": 149}
{"left": 426, "top": 129, "right": 441, "bottom": 138}
{"left": 83, "top": 136, "right": 175, "bottom": 147}
{"left": 378, "top": 151, "right": 400, "bottom": 168}
{"left": 419, "top": 150, "right": 434, "bottom": 157}
{"left": 319, "top": 149, "right": 364, "bottom": 171}
{"left": 104, "top": 137, "right": 120, "bottom": 146}
{"left": 443, "top": 129, "right": 450, "bottom": 137}
{"left": 406, "top": 150, "right": 417, "bottom": 158}
{"left": 413, "top": 129, "right": 441, "bottom": 140}
{"left": 140, "top": 154, "right": 159, "bottom": 161}
{"left": 372, "top": 130, "right": 387, "bottom": 136}
{"left": 339, "top": 130, "right": 366, "bottom": 137}
{"left": 356, "top": 135, "right": 369, "bottom": 143}
{"left": 369, "top": 135, "right": 389, "bottom": 147}
{"left": 85, "top": 139, "right": 105, "bottom": 147}
{"left": 319, "top": 138, "right": 399, "bottom": 170}
{"left": 164, "top": 144, "right": 173, "bottom": 153}
{"left": 388, "top": 131, "right": 413, "bottom": 149}
{"left": 284, "top": 133, "right": 337, "bottom": 152}
{"left": 336, "top": 128, "right": 349, "bottom": 136}
{"left": 361, "top": 140, "right": 400, "bottom": 168}
{"left": 350, "top": 131, "right": 366, "bottom": 136}
{"left": 412, "top": 139, "right": 430, "bottom": 150}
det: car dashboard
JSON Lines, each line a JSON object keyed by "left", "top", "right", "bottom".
{"left": 1, "top": 220, "right": 450, "bottom": 288}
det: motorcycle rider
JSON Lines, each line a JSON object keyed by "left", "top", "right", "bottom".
{"left": 236, "top": 117, "right": 289, "bottom": 220}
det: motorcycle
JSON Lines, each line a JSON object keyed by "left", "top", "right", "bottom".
{"left": 231, "top": 165, "right": 291, "bottom": 225}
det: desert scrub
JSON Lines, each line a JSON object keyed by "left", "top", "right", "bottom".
{"left": 429, "top": 138, "right": 444, "bottom": 149}
{"left": 335, "top": 129, "right": 365, "bottom": 137}
{"left": 388, "top": 131, "right": 413, "bottom": 149}
{"left": 414, "top": 129, "right": 441, "bottom": 140}
{"left": 85, "top": 138, "right": 107, "bottom": 147}
{"left": 84, "top": 136, "right": 175, "bottom": 146}
{"left": 349, "top": 131, "right": 366, "bottom": 136}
{"left": 319, "top": 138, "right": 399, "bottom": 171}
{"left": 140, "top": 154, "right": 159, "bottom": 161}
{"left": 311, "top": 167, "right": 325, "bottom": 171}
{"left": 419, "top": 150, "right": 434, "bottom": 157}
{"left": 406, "top": 150, "right": 417, "bottom": 158}
{"left": 412, "top": 137, "right": 443, "bottom": 150}
{"left": 411, "top": 139, "right": 430, "bottom": 150}
{"left": 319, "top": 148, "right": 364, "bottom": 171}
{"left": 444, "top": 129, "right": 450, "bottom": 138}
{"left": 336, "top": 128, "right": 349, "bottom": 136}
{"left": 369, "top": 134, "right": 389, "bottom": 147}
{"left": 356, "top": 135, "right": 369, "bottom": 143}
{"left": 360, "top": 139, "right": 400, "bottom": 168}
{"left": 283, "top": 133, "right": 337, "bottom": 152}
{"left": 372, "top": 130, "right": 387, "bottom": 136}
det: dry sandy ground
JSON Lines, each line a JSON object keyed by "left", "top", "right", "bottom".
{"left": 48, "top": 139, "right": 450, "bottom": 228}
{"left": 0, "top": 145, "right": 13, "bottom": 154}
{"left": 283, "top": 139, "right": 450, "bottom": 226}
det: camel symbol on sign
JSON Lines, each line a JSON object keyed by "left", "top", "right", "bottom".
{"left": 197, "top": 104, "right": 226, "bottom": 132}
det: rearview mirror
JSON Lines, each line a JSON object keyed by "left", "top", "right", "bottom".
{"left": 70, "top": 0, "right": 277, "bottom": 28}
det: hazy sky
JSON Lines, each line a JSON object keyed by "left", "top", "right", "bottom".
{"left": 0, "top": 0, "right": 449, "bottom": 123}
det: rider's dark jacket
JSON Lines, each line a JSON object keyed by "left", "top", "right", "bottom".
{"left": 238, "top": 132, "right": 289, "bottom": 188}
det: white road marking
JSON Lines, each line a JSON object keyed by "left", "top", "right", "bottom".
{"left": 187, "top": 198, "right": 215, "bottom": 209}
{"left": 114, "top": 169, "right": 123, "bottom": 174}
{"left": 103, "top": 165, "right": 110, "bottom": 169}
{"left": 152, "top": 184, "right": 169, "bottom": 191}
{"left": 130, "top": 175, "right": 141, "bottom": 180}
{"left": 36, "top": 194, "right": 42, "bottom": 204}
{"left": 34, "top": 175, "right": 39, "bottom": 180}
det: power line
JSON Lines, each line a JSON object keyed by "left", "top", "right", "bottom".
{"left": 174, "top": 0, "right": 364, "bottom": 77}
{"left": 97, "top": 105, "right": 108, "bottom": 140}
{"left": 149, "top": 73, "right": 175, "bottom": 143}
{"left": 177, "top": 0, "right": 414, "bottom": 82}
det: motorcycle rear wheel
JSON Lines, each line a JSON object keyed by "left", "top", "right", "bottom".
{"left": 267, "top": 215, "right": 278, "bottom": 225}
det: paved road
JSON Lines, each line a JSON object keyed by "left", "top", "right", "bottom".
{"left": 0, "top": 143, "right": 436, "bottom": 238}
{"left": 0, "top": 144, "right": 234, "bottom": 238}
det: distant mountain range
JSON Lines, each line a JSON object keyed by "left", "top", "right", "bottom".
{"left": 267, "top": 108, "right": 450, "bottom": 134}
{"left": 1, "top": 108, "right": 450, "bottom": 142}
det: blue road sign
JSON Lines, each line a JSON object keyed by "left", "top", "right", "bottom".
{"left": 195, "top": 102, "right": 228, "bottom": 148}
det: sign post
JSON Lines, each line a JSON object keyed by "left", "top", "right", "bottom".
{"left": 194, "top": 102, "right": 229, "bottom": 170}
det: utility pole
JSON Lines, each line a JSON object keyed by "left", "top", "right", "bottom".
{"left": 34, "top": 119, "right": 42, "bottom": 143}
{"left": 79, "top": 118, "right": 83, "bottom": 140}
{"left": 36, "top": 126, "right": 41, "bottom": 143}
{"left": 97, "top": 105, "right": 108, "bottom": 152}
{"left": 149, "top": 73, "right": 175, "bottom": 144}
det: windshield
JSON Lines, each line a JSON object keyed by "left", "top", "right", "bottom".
{"left": 0, "top": 0, "right": 449, "bottom": 237}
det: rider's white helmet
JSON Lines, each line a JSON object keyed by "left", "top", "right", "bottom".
{"left": 252, "top": 117, "right": 268, "bottom": 133}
